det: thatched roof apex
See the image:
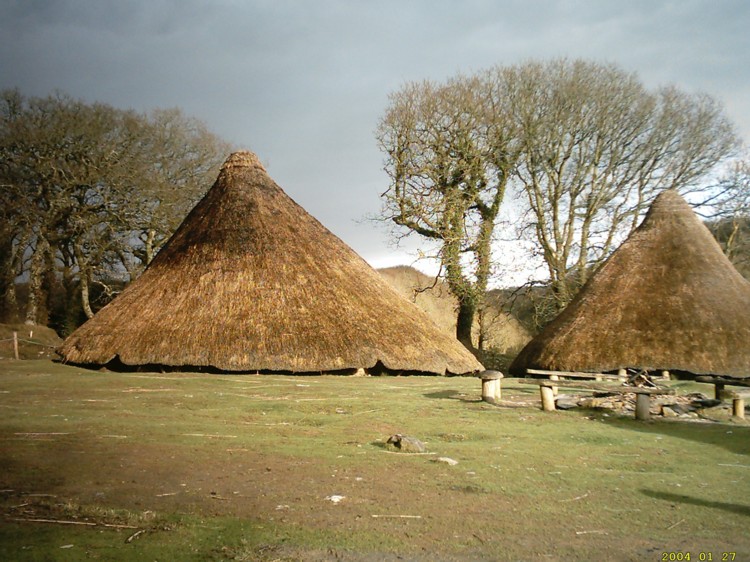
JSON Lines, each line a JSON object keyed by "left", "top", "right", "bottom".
{"left": 58, "top": 151, "right": 482, "bottom": 375}
{"left": 222, "top": 150, "right": 265, "bottom": 171}
{"left": 510, "top": 190, "right": 750, "bottom": 378}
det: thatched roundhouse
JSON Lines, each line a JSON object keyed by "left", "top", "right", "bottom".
{"left": 510, "top": 190, "right": 750, "bottom": 378}
{"left": 59, "top": 151, "right": 483, "bottom": 375}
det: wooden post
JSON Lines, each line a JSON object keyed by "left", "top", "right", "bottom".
{"left": 549, "top": 373, "right": 559, "bottom": 397}
{"left": 715, "top": 383, "right": 725, "bottom": 400}
{"left": 617, "top": 368, "right": 627, "bottom": 383}
{"left": 733, "top": 398, "right": 745, "bottom": 419}
{"left": 13, "top": 331, "right": 19, "bottom": 360}
{"left": 661, "top": 370, "right": 670, "bottom": 381}
{"left": 540, "top": 384, "right": 556, "bottom": 412}
{"left": 635, "top": 393, "right": 650, "bottom": 421}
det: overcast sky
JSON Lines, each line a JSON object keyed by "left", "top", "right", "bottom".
{"left": 1, "top": 0, "right": 748, "bottom": 284}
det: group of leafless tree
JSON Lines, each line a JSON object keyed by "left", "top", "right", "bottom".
{"left": 376, "top": 59, "right": 747, "bottom": 348}
{"left": 0, "top": 90, "right": 230, "bottom": 331}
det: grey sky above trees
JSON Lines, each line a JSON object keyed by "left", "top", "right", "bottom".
{"left": 1, "top": 0, "right": 748, "bottom": 285}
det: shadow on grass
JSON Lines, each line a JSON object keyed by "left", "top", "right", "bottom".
{"left": 423, "top": 389, "right": 475, "bottom": 401}
{"left": 600, "top": 416, "right": 750, "bottom": 457}
{"left": 642, "top": 489, "right": 750, "bottom": 517}
{"left": 422, "top": 390, "right": 537, "bottom": 411}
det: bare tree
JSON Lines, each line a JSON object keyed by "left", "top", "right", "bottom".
{"left": 707, "top": 157, "right": 750, "bottom": 279}
{"left": 0, "top": 90, "right": 230, "bottom": 326}
{"left": 124, "top": 108, "right": 231, "bottom": 274}
{"left": 377, "top": 59, "right": 740, "bottom": 339}
{"left": 376, "top": 74, "right": 520, "bottom": 351}
{"left": 507, "top": 59, "right": 739, "bottom": 310}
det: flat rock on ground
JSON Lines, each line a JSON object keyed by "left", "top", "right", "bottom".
{"left": 386, "top": 434, "right": 426, "bottom": 453}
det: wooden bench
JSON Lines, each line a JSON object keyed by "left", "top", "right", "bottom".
{"left": 524, "top": 369, "right": 624, "bottom": 398}
{"left": 520, "top": 375, "right": 675, "bottom": 420}
{"left": 695, "top": 376, "right": 750, "bottom": 419}
{"left": 526, "top": 368, "right": 625, "bottom": 383}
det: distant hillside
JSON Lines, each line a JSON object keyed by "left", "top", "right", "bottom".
{"left": 378, "top": 266, "right": 531, "bottom": 356}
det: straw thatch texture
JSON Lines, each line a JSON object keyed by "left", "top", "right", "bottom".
{"left": 58, "top": 151, "right": 483, "bottom": 375}
{"left": 510, "top": 190, "right": 750, "bottom": 377}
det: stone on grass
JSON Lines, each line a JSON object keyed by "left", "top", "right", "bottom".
{"left": 435, "top": 457, "right": 459, "bottom": 466}
{"left": 555, "top": 395, "right": 579, "bottom": 410}
{"left": 325, "top": 495, "right": 345, "bottom": 504}
{"left": 386, "top": 434, "right": 426, "bottom": 453}
{"left": 662, "top": 406, "right": 679, "bottom": 418}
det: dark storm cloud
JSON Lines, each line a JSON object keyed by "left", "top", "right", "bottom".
{"left": 1, "top": 0, "right": 748, "bottom": 272}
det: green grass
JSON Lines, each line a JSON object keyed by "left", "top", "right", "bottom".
{"left": 0, "top": 359, "right": 749, "bottom": 561}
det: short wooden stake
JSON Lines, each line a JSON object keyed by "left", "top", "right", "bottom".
{"left": 550, "top": 373, "right": 559, "bottom": 397}
{"left": 617, "top": 368, "right": 627, "bottom": 383}
{"left": 661, "top": 370, "right": 670, "bottom": 381}
{"left": 13, "top": 331, "right": 19, "bottom": 360}
{"left": 715, "top": 383, "right": 725, "bottom": 400}
{"left": 733, "top": 398, "right": 745, "bottom": 419}
{"left": 540, "top": 385, "right": 556, "bottom": 412}
{"left": 635, "top": 393, "right": 650, "bottom": 421}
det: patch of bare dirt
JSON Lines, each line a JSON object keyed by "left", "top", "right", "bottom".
{"left": 0, "top": 429, "right": 521, "bottom": 557}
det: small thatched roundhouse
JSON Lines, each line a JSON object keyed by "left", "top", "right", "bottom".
{"left": 59, "top": 151, "right": 483, "bottom": 375}
{"left": 510, "top": 190, "right": 750, "bottom": 378}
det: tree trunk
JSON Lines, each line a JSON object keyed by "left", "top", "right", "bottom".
{"left": 456, "top": 299, "right": 476, "bottom": 353}
{"left": 25, "top": 236, "right": 49, "bottom": 325}
{"left": 73, "top": 245, "right": 95, "bottom": 319}
{"left": 550, "top": 276, "right": 572, "bottom": 312}
{"left": 79, "top": 273, "right": 95, "bottom": 319}
{"left": 4, "top": 282, "right": 18, "bottom": 322}
{"left": 0, "top": 249, "right": 19, "bottom": 322}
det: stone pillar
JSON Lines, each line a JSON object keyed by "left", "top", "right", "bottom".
{"left": 480, "top": 371, "right": 504, "bottom": 403}
{"left": 550, "top": 373, "right": 559, "bottom": 397}
{"left": 635, "top": 393, "right": 650, "bottom": 421}
{"left": 733, "top": 398, "right": 745, "bottom": 419}
{"left": 540, "top": 385, "right": 556, "bottom": 412}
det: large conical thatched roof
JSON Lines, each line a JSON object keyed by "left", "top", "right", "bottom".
{"left": 59, "top": 151, "right": 483, "bottom": 375}
{"left": 510, "top": 190, "right": 750, "bottom": 377}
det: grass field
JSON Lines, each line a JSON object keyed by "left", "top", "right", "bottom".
{"left": 0, "top": 359, "right": 749, "bottom": 561}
